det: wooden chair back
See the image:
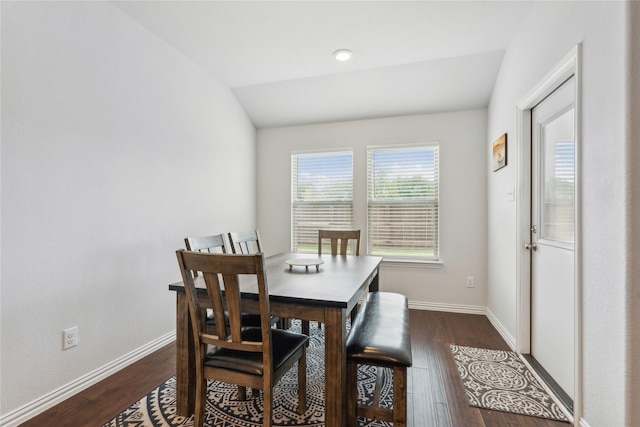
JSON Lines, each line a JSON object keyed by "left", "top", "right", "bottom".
{"left": 318, "top": 229, "right": 361, "bottom": 256}
{"left": 176, "top": 250, "right": 273, "bottom": 367}
{"left": 184, "top": 234, "right": 229, "bottom": 277}
{"left": 175, "top": 250, "right": 307, "bottom": 426}
{"left": 184, "top": 234, "right": 229, "bottom": 253}
{"left": 228, "top": 230, "right": 263, "bottom": 254}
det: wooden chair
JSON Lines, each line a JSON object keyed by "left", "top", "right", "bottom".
{"left": 228, "top": 230, "right": 289, "bottom": 329}
{"left": 302, "top": 230, "right": 362, "bottom": 335}
{"left": 176, "top": 250, "right": 308, "bottom": 427}
{"left": 318, "top": 229, "right": 361, "bottom": 256}
{"left": 185, "top": 234, "right": 228, "bottom": 262}
{"left": 184, "top": 234, "right": 278, "bottom": 330}
{"left": 228, "top": 230, "right": 263, "bottom": 254}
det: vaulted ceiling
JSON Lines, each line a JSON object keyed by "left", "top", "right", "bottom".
{"left": 113, "top": 1, "right": 534, "bottom": 128}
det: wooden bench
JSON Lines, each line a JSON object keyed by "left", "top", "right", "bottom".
{"left": 346, "top": 292, "right": 412, "bottom": 427}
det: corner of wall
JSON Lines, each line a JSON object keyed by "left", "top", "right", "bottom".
{"left": 625, "top": 2, "right": 640, "bottom": 425}
{"left": 485, "top": 307, "right": 516, "bottom": 350}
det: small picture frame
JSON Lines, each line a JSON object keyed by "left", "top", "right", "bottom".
{"left": 492, "top": 133, "right": 507, "bottom": 171}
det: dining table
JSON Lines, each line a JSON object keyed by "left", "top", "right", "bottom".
{"left": 168, "top": 251, "right": 383, "bottom": 427}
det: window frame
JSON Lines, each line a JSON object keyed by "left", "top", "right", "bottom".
{"left": 366, "top": 143, "right": 440, "bottom": 262}
{"left": 290, "top": 149, "right": 354, "bottom": 253}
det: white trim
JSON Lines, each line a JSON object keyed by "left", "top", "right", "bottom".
{"left": 519, "top": 354, "right": 575, "bottom": 424}
{"left": 0, "top": 331, "right": 176, "bottom": 427}
{"left": 408, "top": 301, "right": 486, "bottom": 315}
{"left": 406, "top": 303, "right": 518, "bottom": 350}
{"left": 486, "top": 307, "right": 516, "bottom": 350}
{"left": 290, "top": 147, "right": 354, "bottom": 156}
{"left": 515, "top": 99, "right": 533, "bottom": 354}
{"left": 515, "top": 44, "right": 582, "bottom": 427}
{"left": 517, "top": 47, "right": 579, "bottom": 110}
{"left": 381, "top": 259, "right": 443, "bottom": 269}
{"left": 579, "top": 418, "right": 592, "bottom": 427}
{"left": 574, "top": 43, "right": 584, "bottom": 427}
{"left": 366, "top": 141, "right": 440, "bottom": 151}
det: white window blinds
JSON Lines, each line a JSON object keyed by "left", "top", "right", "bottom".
{"left": 542, "top": 137, "right": 575, "bottom": 243}
{"left": 367, "top": 145, "right": 439, "bottom": 260}
{"left": 291, "top": 151, "right": 353, "bottom": 253}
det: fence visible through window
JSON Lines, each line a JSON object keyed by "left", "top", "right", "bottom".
{"left": 367, "top": 145, "right": 439, "bottom": 261}
{"left": 291, "top": 151, "right": 353, "bottom": 253}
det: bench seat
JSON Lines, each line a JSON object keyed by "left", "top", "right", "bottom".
{"left": 346, "top": 291, "right": 412, "bottom": 427}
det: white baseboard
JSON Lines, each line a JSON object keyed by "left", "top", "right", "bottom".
{"left": 485, "top": 307, "right": 516, "bottom": 350}
{"left": 579, "top": 418, "right": 591, "bottom": 427}
{"left": 409, "top": 300, "right": 486, "bottom": 315}
{"left": 410, "top": 302, "right": 517, "bottom": 350}
{"left": 0, "top": 331, "right": 176, "bottom": 427}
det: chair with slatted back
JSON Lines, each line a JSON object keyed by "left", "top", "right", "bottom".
{"left": 301, "top": 230, "right": 362, "bottom": 336}
{"left": 228, "top": 230, "right": 263, "bottom": 254}
{"left": 228, "top": 230, "right": 289, "bottom": 329}
{"left": 318, "top": 229, "right": 361, "bottom": 256}
{"left": 184, "top": 234, "right": 278, "bottom": 330}
{"left": 176, "top": 250, "right": 308, "bottom": 427}
{"left": 185, "top": 234, "right": 228, "bottom": 258}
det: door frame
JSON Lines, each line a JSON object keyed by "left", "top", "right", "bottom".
{"left": 515, "top": 45, "right": 582, "bottom": 425}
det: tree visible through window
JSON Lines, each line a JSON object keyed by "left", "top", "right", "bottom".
{"left": 367, "top": 145, "right": 439, "bottom": 260}
{"left": 291, "top": 151, "right": 353, "bottom": 253}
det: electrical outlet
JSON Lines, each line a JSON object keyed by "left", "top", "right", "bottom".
{"left": 63, "top": 326, "right": 78, "bottom": 350}
{"left": 466, "top": 276, "right": 475, "bottom": 288}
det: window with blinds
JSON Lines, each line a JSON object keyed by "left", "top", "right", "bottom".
{"left": 367, "top": 145, "right": 439, "bottom": 260}
{"left": 291, "top": 151, "right": 353, "bottom": 253}
{"left": 542, "top": 137, "right": 575, "bottom": 244}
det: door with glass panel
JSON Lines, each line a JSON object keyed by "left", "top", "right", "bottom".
{"left": 529, "top": 76, "right": 575, "bottom": 405}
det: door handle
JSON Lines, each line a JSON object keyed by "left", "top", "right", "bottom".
{"left": 525, "top": 242, "right": 538, "bottom": 251}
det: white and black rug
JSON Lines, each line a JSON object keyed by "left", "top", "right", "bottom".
{"left": 104, "top": 321, "right": 391, "bottom": 427}
{"left": 450, "top": 344, "right": 570, "bottom": 423}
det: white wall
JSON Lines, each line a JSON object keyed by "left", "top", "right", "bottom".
{"left": 487, "top": 2, "right": 631, "bottom": 426}
{"left": 257, "top": 111, "right": 487, "bottom": 311}
{"left": 0, "top": 1, "right": 256, "bottom": 418}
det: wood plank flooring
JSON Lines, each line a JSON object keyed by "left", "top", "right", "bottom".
{"left": 18, "top": 343, "right": 176, "bottom": 427}
{"left": 18, "top": 311, "right": 570, "bottom": 427}
{"left": 406, "top": 310, "right": 569, "bottom": 427}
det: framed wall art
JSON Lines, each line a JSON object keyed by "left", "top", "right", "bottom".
{"left": 492, "top": 133, "right": 507, "bottom": 171}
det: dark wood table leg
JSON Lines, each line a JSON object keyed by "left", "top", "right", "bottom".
{"left": 175, "top": 291, "right": 196, "bottom": 416}
{"left": 370, "top": 269, "right": 379, "bottom": 292}
{"left": 324, "top": 307, "right": 347, "bottom": 427}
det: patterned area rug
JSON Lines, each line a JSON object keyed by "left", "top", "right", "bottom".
{"left": 104, "top": 321, "right": 391, "bottom": 427}
{"left": 450, "top": 345, "right": 570, "bottom": 422}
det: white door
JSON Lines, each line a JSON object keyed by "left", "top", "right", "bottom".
{"left": 530, "top": 76, "right": 575, "bottom": 401}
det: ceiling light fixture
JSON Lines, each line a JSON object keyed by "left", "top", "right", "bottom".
{"left": 333, "top": 49, "right": 352, "bottom": 61}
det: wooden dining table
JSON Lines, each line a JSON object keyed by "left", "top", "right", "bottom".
{"left": 168, "top": 252, "right": 383, "bottom": 427}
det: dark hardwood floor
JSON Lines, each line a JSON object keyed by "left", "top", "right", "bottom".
{"left": 18, "top": 343, "right": 176, "bottom": 427}
{"left": 405, "top": 310, "right": 569, "bottom": 427}
{"left": 19, "top": 311, "right": 570, "bottom": 427}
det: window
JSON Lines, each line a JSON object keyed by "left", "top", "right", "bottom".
{"left": 542, "top": 137, "right": 574, "bottom": 244}
{"left": 291, "top": 151, "right": 353, "bottom": 253}
{"left": 367, "top": 145, "right": 439, "bottom": 261}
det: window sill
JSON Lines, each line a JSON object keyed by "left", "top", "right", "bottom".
{"left": 380, "top": 258, "right": 444, "bottom": 269}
